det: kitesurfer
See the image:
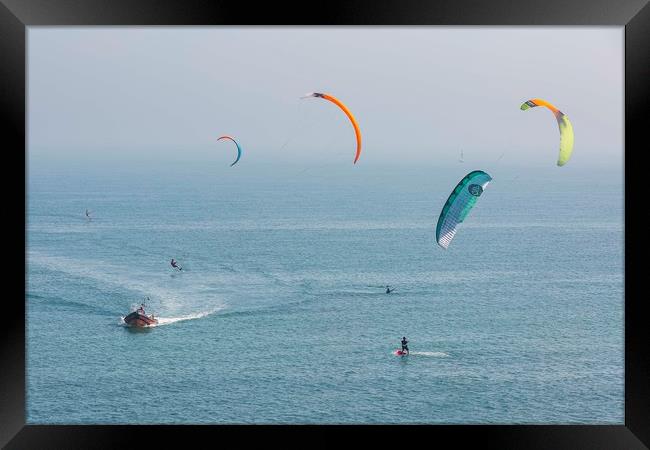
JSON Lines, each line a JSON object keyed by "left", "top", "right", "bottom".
{"left": 171, "top": 259, "right": 182, "bottom": 271}
{"left": 401, "top": 337, "right": 409, "bottom": 355}
{"left": 386, "top": 285, "right": 394, "bottom": 294}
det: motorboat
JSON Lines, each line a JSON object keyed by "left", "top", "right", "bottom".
{"left": 123, "top": 302, "right": 158, "bottom": 327}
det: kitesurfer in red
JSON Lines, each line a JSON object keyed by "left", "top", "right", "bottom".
{"left": 401, "top": 337, "right": 409, "bottom": 355}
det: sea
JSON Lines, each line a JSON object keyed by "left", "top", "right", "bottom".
{"left": 26, "top": 159, "right": 624, "bottom": 424}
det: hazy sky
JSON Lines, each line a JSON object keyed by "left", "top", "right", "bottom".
{"left": 28, "top": 27, "right": 623, "bottom": 167}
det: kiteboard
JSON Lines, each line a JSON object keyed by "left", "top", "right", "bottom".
{"left": 393, "top": 350, "right": 409, "bottom": 356}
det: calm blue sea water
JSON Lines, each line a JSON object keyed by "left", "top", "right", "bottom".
{"left": 26, "top": 160, "right": 624, "bottom": 424}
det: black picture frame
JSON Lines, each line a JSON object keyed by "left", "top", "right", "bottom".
{"left": 3, "top": 1, "right": 648, "bottom": 448}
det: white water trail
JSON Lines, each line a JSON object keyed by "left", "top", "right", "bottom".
{"left": 410, "top": 351, "right": 450, "bottom": 357}
{"left": 154, "top": 308, "right": 222, "bottom": 326}
{"left": 118, "top": 307, "right": 222, "bottom": 328}
{"left": 29, "top": 251, "right": 227, "bottom": 318}
{"left": 393, "top": 350, "right": 450, "bottom": 357}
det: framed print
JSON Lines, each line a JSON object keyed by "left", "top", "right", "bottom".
{"left": 2, "top": 0, "right": 649, "bottom": 448}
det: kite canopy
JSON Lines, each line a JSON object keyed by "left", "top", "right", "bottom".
{"left": 301, "top": 92, "right": 362, "bottom": 164}
{"left": 436, "top": 170, "right": 492, "bottom": 249}
{"left": 217, "top": 135, "right": 242, "bottom": 166}
{"left": 520, "top": 98, "right": 574, "bottom": 166}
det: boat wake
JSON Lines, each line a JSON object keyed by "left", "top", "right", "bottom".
{"left": 29, "top": 251, "right": 228, "bottom": 323}
{"left": 154, "top": 308, "right": 221, "bottom": 326}
{"left": 119, "top": 307, "right": 221, "bottom": 328}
